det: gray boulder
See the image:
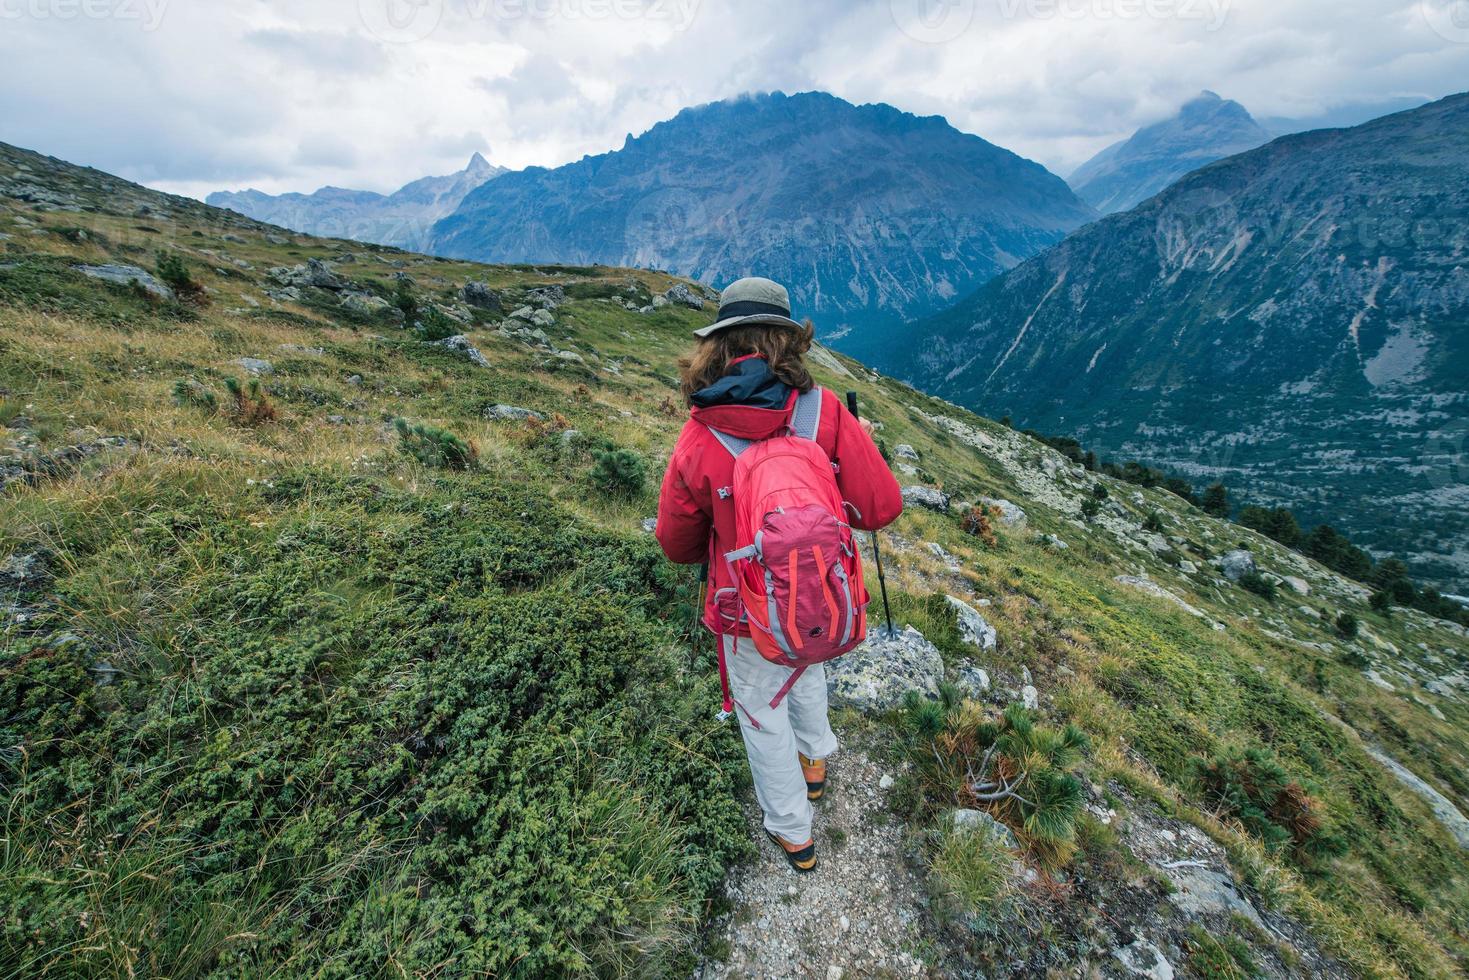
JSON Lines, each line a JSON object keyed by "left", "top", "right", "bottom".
{"left": 234, "top": 357, "right": 273, "bottom": 376}
{"left": 432, "top": 335, "right": 490, "bottom": 369}
{"left": 945, "top": 594, "right": 996, "bottom": 650}
{"left": 826, "top": 625, "right": 943, "bottom": 712}
{"left": 530, "top": 308, "right": 555, "bottom": 328}
{"left": 526, "top": 284, "right": 564, "bottom": 309}
{"left": 901, "top": 485, "right": 949, "bottom": 513}
{"left": 339, "top": 291, "right": 390, "bottom": 316}
{"left": 979, "top": 496, "right": 1027, "bottom": 528}
{"left": 74, "top": 263, "right": 174, "bottom": 301}
{"left": 1114, "top": 939, "right": 1174, "bottom": 980}
{"left": 952, "top": 664, "right": 991, "bottom": 699}
{"left": 269, "top": 258, "right": 345, "bottom": 291}
{"left": 950, "top": 808, "right": 1019, "bottom": 850}
{"left": 460, "top": 281, "right": 502, "bottom": 310}
{"left": 894, "top": 444, "right": 919, "bottom": 460}
{"left": 484, "top": 404, "right": 543, "bottom": 422}
{"left": 1216, "top": 549, "right": 1258, "bottom": 582}
{"left": 664, "top": 282, "right": 706, "bottom": 309}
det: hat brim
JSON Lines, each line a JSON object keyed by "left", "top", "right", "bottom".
{"left": 692, "top": 312, "right": 805, "bottom": 338}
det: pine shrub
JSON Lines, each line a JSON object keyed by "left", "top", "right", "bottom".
{"left": 590, "top": 448, "right": 646, "bottom": 497}
{"left": 1238, "top": 571, "right": 1276, "bottom": 599}
{"left": 1335, "top": 612, "right": 1358, "bottom": 639}
{"left": 413, "top": 305, "right": 459, "bottom": 342}
{"left": 1191, "top": 746, "right": 1345, "bottom": 866}
{"left": 171, "top": 377, "right": 217, "bottom": 411}
{"left": 907, "top": 699, "right": 1088, "bottom": 869}
{"left": 394, "top": 417, "right": 478, "bottom": 470}
{"left": 222, "top": 376, "right": 276, "bottom": 426}
{"left": 960, "top": 505, "right": 998, "bottom": 547}
{"left": 156, "top": 249, "right": 207, "bottom": 303}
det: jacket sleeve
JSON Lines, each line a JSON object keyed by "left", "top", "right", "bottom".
{"left": 831, "top": 395, "right": 903, "bottom": 531}
{"left": 655, "top": 427, "right": 711, "bottom": 564}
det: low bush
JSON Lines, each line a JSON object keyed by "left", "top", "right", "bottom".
{"left": 590, "top": 448, "right": 647, "bottom": 497}
{"left": 0, "top": 477, "right": 748, "bottom": 977}
{"left": 906, "top": 698, "right": 1088, "bottom": 869}
{"left": 1184, "top": 924, "right": 1257, "bottom": 979}
{"left": 1191, "top": 746, "right": 1345, "bottom": 867}
{"left": 156, "top": 249, "right": 207, "bottom": 304}
{"left": 1237, "top": 571, "right": 1276, "bottom": 599}
{"left": 1334, "top": 612, "right": 1358, "bottom": 639}
{"left": 171, "top": 377, "right": 217, "bottom": 411}
{"left": 393, "top": 417, "right": 477, "bottom": 470}
{"left": 960, "top": 505, "right": 998, "bottom": 547}
{"left": 413, "top": 305, "right": 459, "bottom": 342}
{"left": 222, "top": 376, "right": 276, "bottom": 426}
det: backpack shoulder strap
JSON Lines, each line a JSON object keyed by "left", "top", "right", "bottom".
{"left": 705, "top": 387, "right": 822, "bottom": 458}
{"left": 791, "top": 387, "right": 823, "bottom": 442}
{"left": 706, "top": 426, "right": 754, "bottom": 458}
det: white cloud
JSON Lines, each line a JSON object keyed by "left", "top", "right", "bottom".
{"left": 0, "top": 0, "right": 1464, "bottom": 199}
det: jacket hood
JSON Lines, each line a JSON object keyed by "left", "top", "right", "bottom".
{"left": 689, "top": 354, "right": 797, "bottom": 440}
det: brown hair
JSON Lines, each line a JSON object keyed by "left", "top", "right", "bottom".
{"left": 679, "top": 321, "right": 816, "bottom": 406}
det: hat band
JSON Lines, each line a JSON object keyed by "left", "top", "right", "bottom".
{"left": 715, "top": 299, "right": 793, "bottom": 321}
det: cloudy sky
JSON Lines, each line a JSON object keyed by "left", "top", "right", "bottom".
{"left": 4, "top": 0, "right": 1467, "bottom": 199}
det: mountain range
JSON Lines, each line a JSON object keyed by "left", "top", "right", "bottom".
{"left": 4, "top": 138, "right": 1467, "bottom": 978}
{"left": 884, "top": 93, "right": 1469, "bottom": 591}
{"left": 428, "top": 91, "right": 1096, "bottom": 353}
{"left": 208, "top": 152, "right": 504, "bottom": 252}
{"left": 1068, "top": 91, "right": 1273, "bottom": 214}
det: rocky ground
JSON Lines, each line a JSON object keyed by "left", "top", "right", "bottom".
{"left": 696, "top": 745, "right": 938, "bottom": 980}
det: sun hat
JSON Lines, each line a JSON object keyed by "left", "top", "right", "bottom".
{"left": 692, "top": 276, "right": 805, "bottom": 338}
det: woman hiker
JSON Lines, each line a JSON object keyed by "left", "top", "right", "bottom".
{"left": 655, "top": 276, "right": 902, "bottom": 872}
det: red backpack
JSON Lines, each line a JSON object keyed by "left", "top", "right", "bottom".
{"left": 708, "top": 388, "right": 869, "bottom": 720}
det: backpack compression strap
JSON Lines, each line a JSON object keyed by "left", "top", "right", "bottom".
{"left": 706, "top": 387, "right": 823, "bottom": 457}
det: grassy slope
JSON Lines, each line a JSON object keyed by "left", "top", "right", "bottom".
{"left": 0, "top": 142, "right": 1466, "bottom": 977}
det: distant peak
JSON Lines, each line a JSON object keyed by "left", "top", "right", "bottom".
{"left": 1194, "top": 90, "right": 1222, "bottom": 103}
{"left": 466, "top": 151, "right": 493, "bottom": 173}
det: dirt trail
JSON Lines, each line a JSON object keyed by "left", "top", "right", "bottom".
{"left": 695, "top": 745, "right": 940, "bottom": 979}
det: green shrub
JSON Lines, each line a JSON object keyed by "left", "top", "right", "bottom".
{"left": 413, "top": 305, "right": 459, "bottom": 342}
{"left": 907, "top": 700, "right": 1087, "bottom": 869}
{"left": 1185, "top": 924, "right": 1257, "bottom": 979}
{"left": 1334, "top": 612, "right": 1358, "bottom": 639}
{"left": 1238, "top": 571, "right": 1276, "bottom": 599}
{"left": 1369, "top": 590, "right": 1392, "bottom": 614}
{"left": 1191, "top": 746, "right": 1345, "bottom": 866}
{"left": 222, "top": 376, "right": 275, "bottom": 426}
{"left": 0, "top": 478, "right": 749, "bottom": 977}
{"left": 155, "top": 249, "right": 205, "bottom": 303}
{"left": 931, "top": 821, "right": 1014, "bottom": 927}
{"left": 1143, "top": 510, "right": 1165, "bottom": 533}
{"left": 1080, "top": 496, "right": 1101, "bottom": 522}
{"left": 590, "top": 448, "right": 646, "bottom": 497}
{"left": 171, "top": 377, "right": 217, "bottom": 411}
{"left": 393, "top": 417, "right": 477, "bottom": 470}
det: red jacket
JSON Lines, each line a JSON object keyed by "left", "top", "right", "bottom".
{"left": 656, "top": 363, "right": 902, "bottom": 634}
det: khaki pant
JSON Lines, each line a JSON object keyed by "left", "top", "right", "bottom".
{"left": 723, "top": 636, "right": 839, "bottom": 845}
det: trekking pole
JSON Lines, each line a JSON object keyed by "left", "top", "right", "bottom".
{"left": 846, "top": 392, "right": 896, "bottom": 638}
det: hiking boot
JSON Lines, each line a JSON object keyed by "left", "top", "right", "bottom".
{"left": 767, "top": 830, "right": 817, "bottom": 873}
{"left": 799, "top": 752, "right": 826, "bottom": 800}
